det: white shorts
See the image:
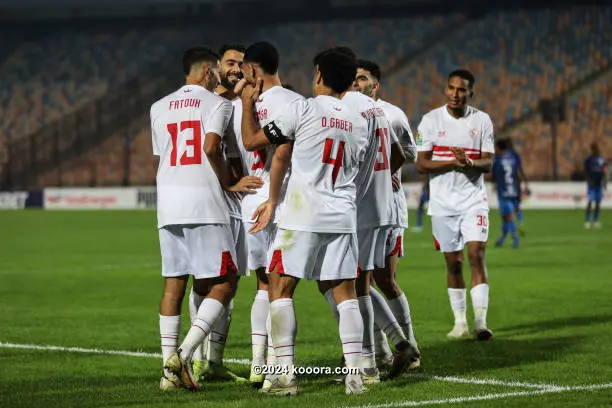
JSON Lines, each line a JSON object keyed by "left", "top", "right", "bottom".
{"left": 357, "top": 227, "right": 393, "bottom": 271}
{"left": 244, "top": 221, "right": 274, "bottom": 271}
{"left": 268, "top": 228, "right": 358, "bottom": 281}
{"left": 386, "top": 227, "right": 404, "bottom": 258}
{"left": 431, "top": 208, "right": 489, "bottom": 253}
{"left": 159, "top": 224, "right": 237, "bottom": 279}
{"left": 230, "top": 217, "right": 249, "bottom": 277}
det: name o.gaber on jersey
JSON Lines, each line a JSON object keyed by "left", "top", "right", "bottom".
{"left": 263, "top": 95, "right": 368, "bottom": 233}
{"left": 151, "top": 84, "right": 233, "bottom": 228}
{"left": 416, "top": 105, "right": 495, "bottom": 216}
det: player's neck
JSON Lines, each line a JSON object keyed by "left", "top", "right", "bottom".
{"left": 215, "top": 85, "right": 237, "bottom": 100}
{"left": 446, "top": 104, "right": 468, "bottom": 119}
{"left": 316, "top": 87, "right": 342, "bottom": 99}
{"left": 261, "top": 74, "right": 282, "bottom": 93}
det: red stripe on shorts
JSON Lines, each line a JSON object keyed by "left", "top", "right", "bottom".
{"left": 268, "top": 249, "right": 285, "bottom": 274}
{"left": 219, "top": 251, "right": 237, "bottom": 276}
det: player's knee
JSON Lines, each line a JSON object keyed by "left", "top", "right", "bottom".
{"left": 467, "top": 245, "right": 485, "bottom": 267}
{"left": 373, "top": 270, "right": 400, "bottom": 298}
{"left": 445, "top": 257, "right": 463, "bottom": 275}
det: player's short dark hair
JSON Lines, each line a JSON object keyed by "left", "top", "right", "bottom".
{"left": 243, "top": 42, "right": 279, "bottom": 75}
{"left": 182, "top": 46, "right": 219, "bottom": 76}
{"left": 282, "top": 83, "right": 296, "bottom": 91}
{"left": 357, "top": 59, "right": 382, "bottom": 82}
{"left": 329, "top": 46, "right": 357, "bottom": 60}
{"left": 448, "top": 69, "right": 475, "bottom": 88}
{"left": 313, "top": 49, "right": 357, "bottom": 94}
{"left": 218, "top": 44, "right": 246, "bottom": 57}
{"left": 496, "top": 138, "right": 510, "bottom": 151}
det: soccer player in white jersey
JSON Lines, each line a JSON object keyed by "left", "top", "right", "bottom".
{"left": 242, "top": 49, "right": 369, "bottom": 396}
{"left": 188, "top": 44, "right": 261, "bottom": 383}
{"left": 353, "top": 59, "right": 421, "bottom": 371}
{"left": 416, "top": 69, "right": 494, "bottom": 341}
{"left": 153, "top": 46, "right": 249, "bottom": 391}
{"left": 237, "top": 41, "right": 304, "bottom": 387}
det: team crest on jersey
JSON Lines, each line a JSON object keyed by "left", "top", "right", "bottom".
{"left": 438, "top": 131, "right": 446, "bottom": 137}
{"left": 416, "top": 132, "right": 423, "bottom": 146}
{"left": 470, "top": 129, "right": 479, "bottom": 139}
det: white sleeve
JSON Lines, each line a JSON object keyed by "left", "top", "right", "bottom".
{"left": 481, "top": 115, "right": 495, "bottom": 154}
{"left": 263, "top": 99, "right": 303, "bottom": 143}
{"left": 223, "top": 111, "right": 240, "bottom": 159}
{"left": 416, "top": 115, "right": 434, "bottom": 152}
{"left": 392, "top": 111, "right": 417, "bottom": 162}
{"left": 150, "top": 106, "right": 160, "bottom": 156}
{"left": 204, "top": 99, "right": 233, "bottom": 138}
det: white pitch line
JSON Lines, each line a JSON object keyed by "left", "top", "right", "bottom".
{"left": 407, "top": 373, "right": 555, "bottom": 389}
{"left": 0, "top": 342, "right": 251, "bottom": 365}
{"left": 342, "top": 383, "right": 612, "bottom": 408}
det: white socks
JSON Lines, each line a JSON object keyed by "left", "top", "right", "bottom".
{"left": 357, "top": 296, "right": 376, "bottom": 369}
{"left": 324, "top": 288, "right": 340, "bottom": 323}
{"left": 387, "top": 293, "right": 418, "bottom": 348}
{"left": 179, "top": 298, "right": 224, "bottom": 362}
{"left": 251, "top": 290, "right": 269, "bottom": 368}
{"left": 269, "top": 298, "right": 296, "bottom": 372}
{"left": 471, "top": 283, "right": 489, "bottom": 330}
{"left": 159, "top": 314, "right": 180, "bottom": 378}
{"left": 337, "top": 299, "right": 363, "bottom": 369}
{"left": 266, "top": 311, "right": 276, "bottom": 367}
{"left": 448, "top": 288, "right": 467, "bottom": 326}
{"left": 369, "top": 286, "right": 406, "bottom": 346}
{"left": 188, "top": 289, "right": 206, "bottom": 362}
{"left": 208, "top": 299, "right": 233, "bottom": 365}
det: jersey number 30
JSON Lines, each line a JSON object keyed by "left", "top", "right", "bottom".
{"left": 167, "top": 120, "right": 201, "bottom": 166}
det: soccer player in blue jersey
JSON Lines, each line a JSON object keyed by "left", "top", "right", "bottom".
{"left": 584, "top": 142, "right": 607, "bottom": 229}
{"left": 506, "top": 139, "right": 528, "bottom": 235}
{"left": 492, "top": 139, "right": 520, "bottom": 248}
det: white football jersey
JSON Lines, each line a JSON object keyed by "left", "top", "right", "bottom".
{"left": 379, "top": 99, "right": 416, "bottom": 228}
{"left": 342, "top": 92, "right": 395, "bottom": 230}
{"left": 416, "top": 105, "right": 495, "bottom": 216}
{"left": 238, "top": 85, "right": 303, "bottom": 222}
{"left": 222, "top": 98, "right": 247, "bottom": 220}
{"left": 269, "top": 95, "right": 368, "bottom": 233}
{"left": 151, "top": 84, "right": 233, "bottom": 228}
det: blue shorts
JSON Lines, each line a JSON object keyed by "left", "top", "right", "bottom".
{"left": 498, "top": 197, "right": 517, "bottom": 217}
{"left": 588, "top": 186, "right": 603, "bottom": 203}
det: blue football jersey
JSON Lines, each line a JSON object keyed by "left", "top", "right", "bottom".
{"left": 584, "top": 155, "right": 607, "bottom": 187}
{"left": 493, "top": 151, "right": 520, "bottom": 199}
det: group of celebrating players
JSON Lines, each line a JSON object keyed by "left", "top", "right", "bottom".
{"left": 150, "top": 41, "right": 497, "bottom": 396}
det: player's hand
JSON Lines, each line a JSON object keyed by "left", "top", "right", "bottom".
{"left": 391, "top": 174, "right": 401, "bottom": 192}
{"left": 228, "top": 176, "right": 264, "bottom": 194}
{"left": 451, "top": 147, "right": 473, "bottom": 168}
{"left": 239, "top": 78, "right": 263, "bottom": 105}
{"left": 249, "top": 200, "right": 276, "bottom": 234}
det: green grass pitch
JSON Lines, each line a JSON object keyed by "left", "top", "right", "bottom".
{"left": 1, "top": 209, "right": 611, "bottom": 408}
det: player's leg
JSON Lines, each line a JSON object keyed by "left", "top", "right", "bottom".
{"left": 463, "top": 210, "right": 493, "bottom": 340}
{"left": 158, "top": 225, "right": 190, "bottom": 390}
{"left": 246, "top": 223, "right": 271, "bottom": 386}
{"left": 593, "top": 188, "right": 603, "bottom": 228}
{"left": 260, "top": 228, "right": 309, "bottom": 396}
{"left": 372, "top": 227, "right": 420, "bottom": 372}
{"left": 496, "top": 200, "right": 519, "bottom": 248}
{"left": 202, "top": 219, "right": 247, "bottom": 383}
{"left": 515, "top": 197, "right": 525, "bottom": 236}
{"left": 586, "top": 187, "right": 594, "bottom": 228}
{"left": 164, "top": 224, "right": 239, "bottom": 390}
{"left": 188, "top": 285, "right": 209, "bottom": 379}
{"left": 432, "top": 215, "right": 469, "bottom": 338}
{"left": 319, "top": 232, "right": 366, "bottom": 395}
{"left": 355, "top": 229, "right": 378, "bottom": 380}
{"left": 412, "top": 198, "right": 425, "bottom": 232}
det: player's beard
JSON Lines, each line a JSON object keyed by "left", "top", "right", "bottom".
{"left": 220, "top": 71, "right": 243, "bottom": 91}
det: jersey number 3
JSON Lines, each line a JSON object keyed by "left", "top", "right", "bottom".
{"left": 322, "top": 138, "right": 345, "bottom": 187}
{"left": 167, "top": 120, "right": 201, "bottom": 166}
{"left": 374, "top": 128, "right": 390, "bottom": 171}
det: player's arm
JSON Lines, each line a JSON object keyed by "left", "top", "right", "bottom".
{"left": 240, "top": 79, "right": 271, "bottom": 151}
{"left": 204, "top": 132, "right": 234, "bottom": 189}
{"left": 390, "top": 141, "right": 406, "bottom": 174}
{"left": 454, "top": 116, "right": 494, "bottom": 173}
{"left": 583, "top": 159, "right": 593, "bottom": 186}
{"left": 416, "top": 116, "right": 458, "bottom": 173}
{"left": 395, "top": 111, "right": 417, "bottom": 163}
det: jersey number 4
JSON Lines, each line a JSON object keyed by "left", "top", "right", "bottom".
{"left": 167, "top": 120, "right": 201, "bottom": 166}
{"left": 322, "top": 138, "right": 345, "bottom": 187}
{"left": 374, "top": 128, "right": 390, "bottom": 171}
